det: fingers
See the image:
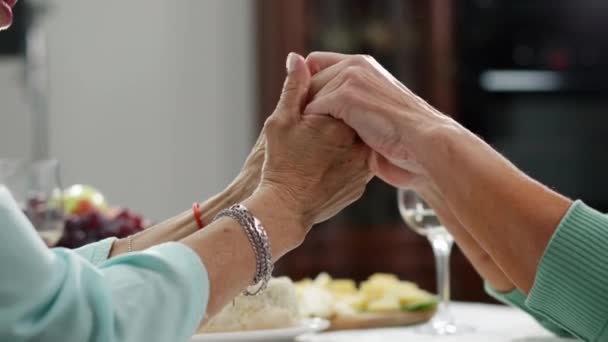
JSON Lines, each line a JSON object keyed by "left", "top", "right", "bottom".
{"left": 305, "top": 51, "right": 349, "bottom": 75}
{"left": 303, "top": 89, "right": 345, "bottom": 121}
{"left": 275, "top": 52, "right": 312, "bottom": 121}
{"left": 309, "top": 54, "right": 373, "bottom": 97}
{"left": 369, "top": 152, "right": 416, "bottom": 188}
{"left": 309, "top": 59, "right": 352, "bottom": 97}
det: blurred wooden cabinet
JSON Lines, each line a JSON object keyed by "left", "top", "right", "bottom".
{"left": 257, "top": 0, "right": 493, "bottom": 303}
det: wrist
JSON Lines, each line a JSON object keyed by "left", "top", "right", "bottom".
{"left": 108, "top": 237, "right": 128, "bottom": 257}
{"left": 404, "top": 114, "right": 466, "bottom": 173}
{"left": 200, "top": 181, "right": 255, "bottom": 224}
{"left": 227, "top": 173, "right": 259, "bottom": 200}
{"left": 242, "top": 186, "right": 309, "bottom": 259}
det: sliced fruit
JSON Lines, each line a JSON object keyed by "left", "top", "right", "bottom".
{"left": 336, "top": 293, "right": 367, "bottom": 312}
{"left": 367, "top": 295, "right": 401, "bottom": 312}
{"left": 328, "top": 279, "right": 358, "bottom": 297}
{"left": 359, "top": 281, "right": 386, "bottom": 302}
{"left": 63, "top": 184, "right": 107, "bottom": 215}
{"left": 367, "top": 273, "right": 400, "bottom": 284}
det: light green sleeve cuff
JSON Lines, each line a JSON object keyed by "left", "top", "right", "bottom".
{"left": 72, "top": 237, "right": 117, "bottom": 266}
{"left": 485, "top": 283, "right": 572, "bottom": 337}
{"left": 527, "top": 200, "right": 608, "bottom": 341}
{"left": 484, "top": 282, "right": 527, "bottom": 307}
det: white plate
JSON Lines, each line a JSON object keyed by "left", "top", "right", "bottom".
{"left": 191, "top": 318, "right": 330, "bottom": 342}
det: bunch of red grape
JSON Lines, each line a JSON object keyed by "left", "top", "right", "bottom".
{"left": 57, "top": 209, "right": 146, "bottom": 248}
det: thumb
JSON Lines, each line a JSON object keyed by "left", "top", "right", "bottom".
{"left": 276, "top": 53, "right": 311, "bottom": 119}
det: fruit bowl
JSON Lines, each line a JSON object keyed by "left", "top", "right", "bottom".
{"left": 55, "top": 184, "right": 148, "bottom": 248}
{"left": 57, "top": 208, "right": 148, "bottom": 248}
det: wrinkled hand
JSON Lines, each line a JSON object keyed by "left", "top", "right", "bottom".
{"left": 228, "top": 128, "right": 266, "bottom": 197}
{"left": 304, "top": 52, "right": 454, "bottom": 189}
{"left": 258, "top": 53, "right": 372, "bottom": 229}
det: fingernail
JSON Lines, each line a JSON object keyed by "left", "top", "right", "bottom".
{"left": 286, "top": 52, "right": 298, "bottom": 74}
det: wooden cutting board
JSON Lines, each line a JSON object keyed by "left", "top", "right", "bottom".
{"left": 328, "top": 309, "right": 436, "bottom": 331}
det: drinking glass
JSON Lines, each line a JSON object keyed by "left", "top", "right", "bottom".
{"left": 397, "top": 188, "right": 472, "bottom": 335}
{"left": 0, "top": 159, "right": 64, "bottom": 246}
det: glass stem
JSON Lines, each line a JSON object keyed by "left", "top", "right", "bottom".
{"left": 428, "top": 232, "right": 454, "bottom": 323}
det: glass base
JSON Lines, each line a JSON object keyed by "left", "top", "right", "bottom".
{"left": 415, "top": 317, "right": 474, "bottom": 336}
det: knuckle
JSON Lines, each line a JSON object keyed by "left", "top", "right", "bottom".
{"left": 361, "top": 54, "right": 375, "bottom": 63}
{"left": 264, "top": 115, "right": 285, "bottom": 131}
{"left": 359, "top": 54, "right": 377, "bottom": 67}
{"left": 338, "top": 86, "right": 359, "bottom": 104}
{"left": 307, "top": 51, "right": 323, "bottom": 61}
{"left": 351, "top": 54, "right": 369, "bottom": 66}
{"left": 343, "top": 65, "right": 364, "bottom": 83}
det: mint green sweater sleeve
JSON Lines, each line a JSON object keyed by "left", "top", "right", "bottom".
{"left": 72, "top": 237, "right": 117, "bottom": 265}
{"left": 0, "top": 186, "right": 209, "bottom": 341}
{"left": 485, "top": 284, "right": 572, "bottom": 337}
{"left": 487, "top": 200, "right": 608, "bottom": 341}
{"left": 526, "top": 200, "right": 608, "bottom": 341}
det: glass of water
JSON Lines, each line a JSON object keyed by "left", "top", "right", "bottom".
{"left": 0, "top": 159, "right": 64, "bottom": 246}
{"left": 397, "top": 188, "right": 471, "bottom": 335}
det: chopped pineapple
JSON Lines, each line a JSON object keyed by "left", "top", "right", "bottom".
{"left": 360, "top": 275, "right": 398, "bottom": 300}
{"left": 295, "top": 272, "right": 436, "bottom": 318}
{"left": 333, "top": 294, "right": 364, "bottom": 316}
{"left": 367, "top": 273, "right": 400, "bottom": 284}
{"left": 359, "top": 281, "right": 386, "bottom": 302}
{"left": 395, "top": 285, "right": 425, "bottom": 303}
{"left": 367, "top": 295, "right": 401, "bottom": 312}
{"left": 337, "top": 293, "right": 367, "bottom": 312}
{"left": 328, "top": 279, "right": 358, "bottom": 297}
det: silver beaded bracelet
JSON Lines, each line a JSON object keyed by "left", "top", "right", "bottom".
{"left": 214, "top": 204, "right": 273, "bottom": 296}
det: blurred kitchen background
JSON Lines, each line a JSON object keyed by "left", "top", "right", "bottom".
{"left": 2, "top": 0, "right": 608, "bottom": 303}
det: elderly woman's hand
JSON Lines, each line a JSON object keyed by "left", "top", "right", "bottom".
{"left": 303, "top": 51, "right": 575, "bottom": 295}
{"left": 303, "top": 52, "right": 456, "bottom": 189}
{"left": 225, "top": 129, "right": 266, "bottom": 199}
{"left": 257, "top": 53, "right": 372, "bottom": 232}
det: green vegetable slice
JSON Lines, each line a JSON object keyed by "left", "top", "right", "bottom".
{"left": 401, "top": 299, "right": 437, "bottom": 312}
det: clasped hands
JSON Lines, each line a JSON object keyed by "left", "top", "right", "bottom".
{"left": 250, "top": 51, "right": 457, "bottom": 239}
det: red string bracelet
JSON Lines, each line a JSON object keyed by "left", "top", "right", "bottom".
{"left": 192, "top": 202, "right": 204, "bottom": 229}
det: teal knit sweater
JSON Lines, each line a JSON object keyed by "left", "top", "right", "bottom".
{"left": 486, "top": 200, "right": 608, "bottom": 341}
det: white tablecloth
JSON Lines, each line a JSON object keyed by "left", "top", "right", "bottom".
{"left": 298, "top": 302, "right": 575, "bottom": 342}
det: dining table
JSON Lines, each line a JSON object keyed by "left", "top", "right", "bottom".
{"left": 297, "top": 302, "right": 575, "bottom": 342}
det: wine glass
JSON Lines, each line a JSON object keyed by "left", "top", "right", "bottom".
{"left": 397, "top": 188, "right": 472, "bottom": 335}
{"left": 0, "top": 159, "right": 64, "bottom": 246}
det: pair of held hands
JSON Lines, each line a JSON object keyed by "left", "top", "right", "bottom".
{"left": 239, "top": 52, "right": 453, "bottom": 235}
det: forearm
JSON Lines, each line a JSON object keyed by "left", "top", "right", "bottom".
{"left": 414, "top": 181, "right": 515, "bottom": 292}
{"left": 181, "top": 187, "right": 306, "bottom": 317}
{"left": 412, "top": 120, "right": 571, "bottom": 292}
{"left": 110, "top": 178, "right": 256, "bottom": 257}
